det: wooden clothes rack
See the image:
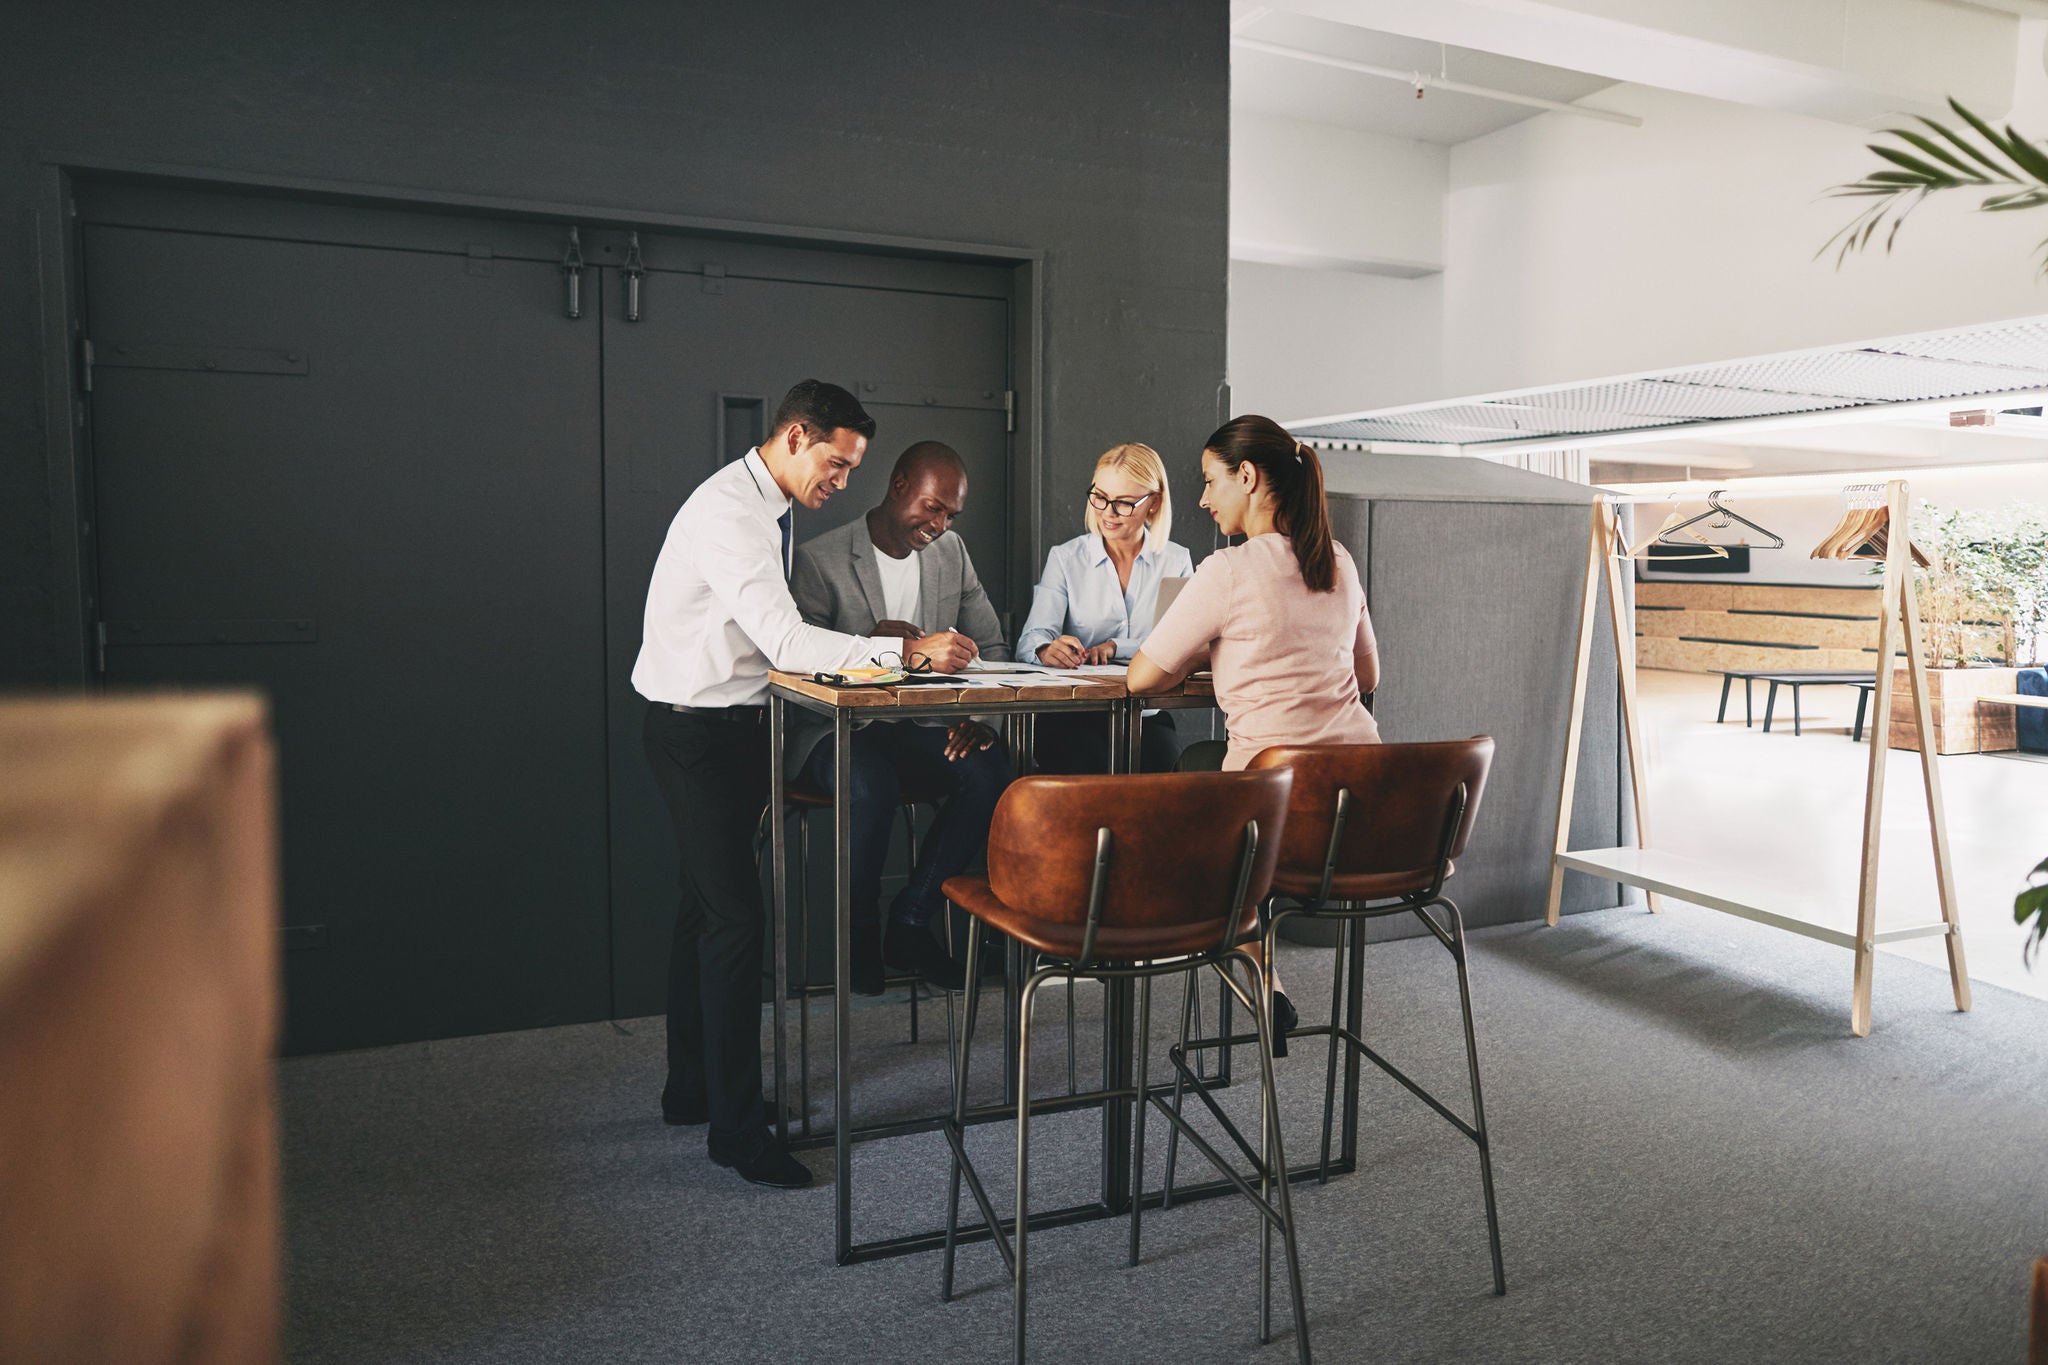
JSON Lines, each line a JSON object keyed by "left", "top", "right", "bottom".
{"left": 1545, "top": 479, "right": 1970, "bottom": 1036}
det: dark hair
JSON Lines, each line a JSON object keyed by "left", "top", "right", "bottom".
{"left": 772, "top": 379, "right": 876, "bottom": 443}
{"left": 891, "top": 440, "right": 965, "bottom": 484}
{"left": 1202, "top": 414, "right": 1337, "bottom": 592}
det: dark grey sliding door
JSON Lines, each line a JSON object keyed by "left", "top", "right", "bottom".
{"left": 82, "top": 208, "right": 612, "bottom": 1052}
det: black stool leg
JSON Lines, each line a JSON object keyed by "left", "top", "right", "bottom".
{"left": 797, "top": 810, "right": 812, "bottom": 1138}
{"left": 1013, "top": 971, "right": 1047, "bottom": 1365}
{"left": 904, "top": 802, "right": 920, "bottom": 1044}
{"left": 941, "top": 914, "right": 985, "bottom": 1302}
{"left": 1161, "top": 965, "right": 1198, "bottom": 1209}
{"left": 1318, "top": 916, "right": 1348, "bottom": 1183}
{"left": 1127, "top": 972, "right": 1152, "bottom": 1266}
{"left": 1444, "top": 898, "right": 1506, "bottom": 1296}
{"left": 1229, "top": 951, "right": 1310, "bottom": 1364}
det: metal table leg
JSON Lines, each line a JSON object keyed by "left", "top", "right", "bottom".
{"left": 1745, "top": 677, "right": 1755, "bottom": 727}
{"left": 1717, "top": 673, "right": 1732, "bottom": 723}
{"left": 833, "top": 709, "right": 855, "bottom": 1265}
{"left": 1763, "top": 681, "right": 1779, "bottom": 733}
{"left": 1854, "top": 686, "right": 1870, "bottom": 743}
{"left": 1792, "top": 683, "right": 1803, "bottom": 737}
{"left": 770, "top": 696, "right": 790, "bottom": 1147}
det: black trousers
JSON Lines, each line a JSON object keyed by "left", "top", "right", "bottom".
{"left": 1031, "top": 709, "right": 1181, "bottom": 774}
{"left": 642, "top": 701, "right": 770, "bottom": 1145}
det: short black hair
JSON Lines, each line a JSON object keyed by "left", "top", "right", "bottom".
{"left": 891, "top": 440, "right": 965, "bottom": 484}
{"left": 771, "top": 379, "right": 876, "bottom": 443}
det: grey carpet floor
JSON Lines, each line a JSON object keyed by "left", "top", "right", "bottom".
{"left": 279, "top": 903, "right": 2048, "bottom": 1364}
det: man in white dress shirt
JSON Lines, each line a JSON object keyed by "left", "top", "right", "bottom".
{"left": 633, "top": 379, "right": 975, "bottom": 1188}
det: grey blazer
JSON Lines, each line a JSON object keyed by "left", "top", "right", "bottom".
{"left": 786, "top": 517, "right": 1012, "bottom": 775}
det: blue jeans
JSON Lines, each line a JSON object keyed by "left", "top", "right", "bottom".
{"left": 797, "top": 722, "right": 1012, "bottom": 941}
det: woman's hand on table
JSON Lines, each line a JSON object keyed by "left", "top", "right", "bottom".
{"left": 1082, "top": 641, "right": 1119, "bottom": 665}
{"left": 944, "top": 720, "right": 997, "bottom": 761}
{"left": 1036, "top": 635, "right": 1086, "bottom": 669}
{"left": 913, "top": 630, "right": 979, "bottom": 674}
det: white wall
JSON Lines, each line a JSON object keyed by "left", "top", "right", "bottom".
{"left": 1230, "top": 109, "right": 1447, "bottom": 272}
{"left": 1636, "top": 464, "right": 2048, "bottom": 586}
{"left": 1440, "top": 80, "right": 2048, "bottom": 399}
{"left": 1228, "top": 260, "right": 1443, "bottom": 420}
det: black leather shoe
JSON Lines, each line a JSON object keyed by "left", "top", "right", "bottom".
{"left": 884, "top": 930, "right": 968, "bottom": 991}
{"left": 1270, "top": 990, "right": 1298, "bottom": 1059}
{"left": 710, "top": 1136, "right": 814, "bottom": 1189}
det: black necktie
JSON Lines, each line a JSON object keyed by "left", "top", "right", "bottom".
{"left": 778, "top": 508, "right": 793, "bottom": 580}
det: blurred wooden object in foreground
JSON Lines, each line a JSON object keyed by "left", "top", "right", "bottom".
{"left": 0, "top": 695, "right": 280, "bottom": 1365}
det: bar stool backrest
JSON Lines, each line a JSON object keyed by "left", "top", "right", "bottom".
{"left": 1248, "top": 738, "right": 1495, "bottom": 900}
{"left": 986, "top": 770, "right": 1292, "bottom": 962}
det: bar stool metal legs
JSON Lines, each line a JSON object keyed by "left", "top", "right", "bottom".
{"left": 1280, "top": 896, "right": 1505, "bottom": 1299}
{"left": 943, "top": 920, "right": 1311, "bottom": 1365}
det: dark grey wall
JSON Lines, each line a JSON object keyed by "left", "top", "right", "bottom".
{"left": 0, "top": 0, "right": 1229, "bottom": 681}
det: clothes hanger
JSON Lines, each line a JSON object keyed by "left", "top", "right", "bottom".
{"left": 1656, "top": 489, "right": 1785, "bottom": 550}
{"left": 1812, "top": 484, "right": 1886, "bottom": 561}
{"left": 1615, "top": 505, "right": 1729, "bottom": 561}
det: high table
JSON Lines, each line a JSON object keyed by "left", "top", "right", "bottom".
{"left": 770, "top": 668, "right": 1369, "bottom": 1268}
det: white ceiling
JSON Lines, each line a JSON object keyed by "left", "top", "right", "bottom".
{"left": 1232, "top": 6, "right": 1619, "bottom": 143}
{"left": 1590, "top": 412, "right": 2048, "bottom": 484}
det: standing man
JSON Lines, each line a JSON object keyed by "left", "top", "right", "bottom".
{"left": 634, "top": 380, "right": 975, "bottom": 1189}
{"left": 788, "top": 442, "right": 1011, "bottom": 995}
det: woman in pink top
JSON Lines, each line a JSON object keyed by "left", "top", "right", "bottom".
{"left": 1128, "top": 413, "right": 1380, "bottom": 1040}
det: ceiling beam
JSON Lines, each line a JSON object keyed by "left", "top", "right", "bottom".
{"left": 1253, "top": 0, "right": 2019, "bottom": 125}
{"left": 1232, "top": 35, "right": 1643, "bottom": 125}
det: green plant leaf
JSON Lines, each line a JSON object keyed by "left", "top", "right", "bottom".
{"left": 1868, "top": 145, "right": 1956, "bottom": 183}
{"left": 1919, "top": 114, "right": 2016, "bottom": 179}
{"left": 1950, "top": 99, "right": 2028, "bottom": 177}
{"left": 1983, "top": 188, "right": 2048, "bottom": 210}
{"left": 1887, "top": 128, "right": 1988, "bottom": 180}
{"left": 2000, "top": 125, "right": 2048, "bottom": 185}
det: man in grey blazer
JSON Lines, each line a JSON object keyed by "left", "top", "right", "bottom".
{"left": 789, "top": 441, "right": 1012, "bottom": 994}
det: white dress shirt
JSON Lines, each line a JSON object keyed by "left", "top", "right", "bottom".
{"left": 632, "top": 449, "right": 886, "bottom": 707}
{"left": 1016, "top": 528, "right": 1196, "bottom": 662}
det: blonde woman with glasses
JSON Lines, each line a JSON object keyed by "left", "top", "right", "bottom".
{"left": 1017, "top": 442, "right": 1194, "bottom": 772}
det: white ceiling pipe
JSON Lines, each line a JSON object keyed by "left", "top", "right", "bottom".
{"left": 1231, "top": 35, "right": 1644, "bottom": 126}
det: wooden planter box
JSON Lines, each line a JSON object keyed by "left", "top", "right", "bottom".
{"left": 1887, "top": 666, "right": 2018, "bottom": 754}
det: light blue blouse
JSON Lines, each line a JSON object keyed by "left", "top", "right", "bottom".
{"left": 1016, "top": 529, "right": 1196, "bottom": 663}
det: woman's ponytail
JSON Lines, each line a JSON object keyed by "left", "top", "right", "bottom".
{"left": 1201, "top": 415, "right": 1338, "bottom": 592}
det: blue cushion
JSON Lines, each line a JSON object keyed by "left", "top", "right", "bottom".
{"left": 2018, "top": 668, "right": 2048, "bottom": 752}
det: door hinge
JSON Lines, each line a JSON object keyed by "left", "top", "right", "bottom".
{"left": 1005, "top": 389, "right": 1016, "bottom": 433}
{"left": 94, "top": 620, "right": 106, "bottom": 674}
{"left": 80, "top": 337, "right": 94, "bottom": 393}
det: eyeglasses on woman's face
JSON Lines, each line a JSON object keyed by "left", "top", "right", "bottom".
{"left": 1087, "top": 487, "right": 1156, "bottom": 518}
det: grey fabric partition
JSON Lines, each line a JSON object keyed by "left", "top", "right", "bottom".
{"left": 1318, "top": 454, "right": 1628, "bottom": 934}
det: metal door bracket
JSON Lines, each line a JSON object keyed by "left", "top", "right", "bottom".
{"left": 102, "top": 618, "right": 318, "bottom": 646}
{"left": 623, "top": 232, "right": 645, "bottom": 321}
{"left": 92, "top": 344, "right": 309, "bottom": 377}
{"left": 80, "top": 337, "right": 94, "bottom": 393}
{"left": 562, "top": 227, "right": 585, "bottom": 319}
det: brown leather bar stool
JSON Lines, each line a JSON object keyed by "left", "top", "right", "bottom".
{"left": 762, "top": 779, "right": 953, "bottom": 1140}
{"left": 938, "top": 769, "right": 1311, "bottom": 1365}
{"left": 1160, "top": 738, "right": 1505, "bottom": 1298}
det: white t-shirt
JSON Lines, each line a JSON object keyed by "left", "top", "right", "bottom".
{"left": 876, "top": 545, "right": 922, "bottom": 627}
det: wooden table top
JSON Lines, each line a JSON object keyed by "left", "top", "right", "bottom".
{"left": 768, "top": 670, "right": 1214, "bottom": 709}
